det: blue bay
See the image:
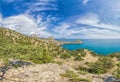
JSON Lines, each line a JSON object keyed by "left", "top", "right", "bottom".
{"left": 59, "top": 39, "right": 120, "bottom": 55}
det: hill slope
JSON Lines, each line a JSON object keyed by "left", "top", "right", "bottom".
{"left": 0, "top": 27, "right": 69, "bottom": 64}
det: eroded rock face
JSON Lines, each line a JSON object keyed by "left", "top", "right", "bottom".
{"left": 2, "top": 63, "right": 69, "bottom": 82}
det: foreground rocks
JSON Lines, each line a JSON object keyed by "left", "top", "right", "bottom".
{"left": 2, "top": 63, "right": 71, "bottom": 82}
{"left": 0, "top": 63, "right": 117, "bottom": 82}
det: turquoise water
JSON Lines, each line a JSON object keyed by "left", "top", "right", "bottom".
{"left": 60, "top": 39, "right": 120, "bottom": 55}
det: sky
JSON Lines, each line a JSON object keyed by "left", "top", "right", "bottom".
{"left": 0, "top": 0, "right": 120, "bottom": 39}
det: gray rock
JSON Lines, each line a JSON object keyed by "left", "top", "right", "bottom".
{"left": 9, "top": 60, "right": 31, "bottom": 67}
{"left": 104, "top": 76, "right": 117, "bottom": 82}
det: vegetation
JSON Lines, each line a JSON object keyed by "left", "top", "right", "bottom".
{"left": 61, "top": 70, "right": 90, "bottom": 82}
{"left": 0, "top": 27, "right": 88, "bottom": 64}
{"left": 0, "top": 27, "right": 66, "bottom": 64}
{"left": 61, "top": 70, "right": 78, "bottom": 78}
{"left": 113, "top": 62, "right": 120, "bottom": 78}
{"left": 76, "top": 57, "right": 115, "bottom": 75}
{"left": 88, "top": 57, "right": 114, "bottom": 74}
{"left": 76, "top": 66, "right": 89, "bottom": 74}
{"left": 109, "top": 53, "right": 120, "bottom": 60}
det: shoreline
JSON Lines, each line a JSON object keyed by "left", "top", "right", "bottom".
{"left": 43, "top": 38, "right": 83, "bottom": 46}
{"left": 56, "top": 40, "right": 83, "bottom": 46}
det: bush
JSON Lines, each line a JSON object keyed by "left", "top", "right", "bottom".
{"left": 76, "top": 66, "right": 89, "bottom": 74}
{"left": 109, "top": 53, "right": 120, "bottom": 60}
{"left": 61, "top": 70, "right": 91, "bottom": 82}
{"left": 70, "top": 77, "right": 91, "bottom": 82}
{"left": 60, "top": 53, "right": 71, "bottom": 59}
{"left": 74, "top": 55, "right": 83, "bottom": 61}
{"left": 88, "top": 57, "right": 114, "bottom": 74}
{"left": 113, "top": 63, "right": 120, "bottom": 78}
{"left": 61, "top": 70, "right": 78, "bottom": 78}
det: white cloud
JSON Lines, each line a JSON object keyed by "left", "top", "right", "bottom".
{"left": 2, "top": 0, "right": 19, "bottom": 3}
{"left": 76, "top": 13, "right": 120, "bottom": 32}
{"left": 53, "top": 23, "right": 70, "bottom": 34}
{"left": 82, "top": 0, "right": 89, "bottom": 5}
{"left": 1, "top": 12, "right": 120, "bottom": 39}
{"left": 0, "top": 14, "right": 3, "bottom": 26}
{"left": 52, "top": 13, "right": 120, "bottom": 39}
{"left": 0, "top": 14, "right": 52, "bottom": 38}
{"left": 25, "top": 0, "right": 58, "bottom": 14}
{"left": 0, "top": 14, "right": 2, "bottom": 22}
{"left": 76, "top": 13, "right": 100, "bottom": 25}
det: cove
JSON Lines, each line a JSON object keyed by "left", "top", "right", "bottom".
{"left": 61, "top": 39, "right": 120, "bottom": 55}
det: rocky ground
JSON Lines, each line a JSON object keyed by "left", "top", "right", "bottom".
{"left": 0, "top": 63, "right": 102, "bottom": 82}
{"left": 0, "top": 51, "right": 116, "bottom": 82}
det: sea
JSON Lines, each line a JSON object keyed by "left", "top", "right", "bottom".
{"left": 57, "top": 39, "right": 120, "bottom": 55}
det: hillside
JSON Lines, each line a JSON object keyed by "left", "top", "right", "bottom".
{"left": 0, "top": 27, "right": 120, "bottom": 82}
{"left": 0, "top": 27, "right": 70, "bottom": 64}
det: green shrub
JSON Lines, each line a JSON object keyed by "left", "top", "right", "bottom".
{"left": 88, "top": 57, "right": 114, "bottom": 74}
{"left": 61, "top": 70, "right": 78, "bottom": 78}
{"left": 113, "top": 63, "right": 120, "bottom": 78}
{"left": 61, "top": 70, "right": 90, "bottom": 82}
{"left": 76, "top": 66, "right": 89, "bottom": 74}
{"left": 70, "top": 77, "right": 91, "bottom": 82}
{"left": 60, "top": 53, "right": 71, "bottom": 59}
{"left": 74, "top": 55, "right": 83, "bottom": 61}
{"left": 109, "top": 53, "right": 120, "bottom": 60}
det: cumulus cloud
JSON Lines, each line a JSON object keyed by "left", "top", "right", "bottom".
{"left": 0, "top": 14, "right": 52, "bottom": 38}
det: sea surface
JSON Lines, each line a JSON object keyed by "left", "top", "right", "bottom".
{"left": 58, "top": 39, "right": 120, "bottom": 55}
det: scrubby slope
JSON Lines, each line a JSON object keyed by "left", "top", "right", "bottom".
{"left": 0, "top": 27, "right": 67, "bottom": 64}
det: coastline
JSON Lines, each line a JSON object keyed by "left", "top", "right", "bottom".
{"left": 56, "top": 40, "right": 83, "bottom": 46}
{"left": 42, "top": 38, "right": 83, "bottom": 46}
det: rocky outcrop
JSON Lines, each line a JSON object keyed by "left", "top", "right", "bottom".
{"left": 2, "top": 63, "right": 74, "bottom": 82}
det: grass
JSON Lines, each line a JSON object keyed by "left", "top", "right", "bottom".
{"left": 61, "top": 70, "right": 91, "bottom": 82}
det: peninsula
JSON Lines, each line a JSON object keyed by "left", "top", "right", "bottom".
{"left": 42, "top": 36, "right": 83, "bottom": 46}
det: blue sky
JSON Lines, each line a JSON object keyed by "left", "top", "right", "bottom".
{"left": 0, "top": 0, "right": 120, "bottom": 39}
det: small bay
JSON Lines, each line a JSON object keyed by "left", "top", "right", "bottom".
{"left": 59, "top": 39, "right": 120, "bottom": 55}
